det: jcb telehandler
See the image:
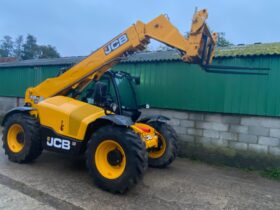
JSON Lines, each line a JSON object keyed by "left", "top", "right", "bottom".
{"left": 1, "top": 9, "right": 216, "bottom": 193}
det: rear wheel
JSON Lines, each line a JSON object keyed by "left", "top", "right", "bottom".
{"left": 86, "top": 125, "right": 147, "bottom": 194}
{"left": 147, "top": 121, "right": 177, "bottom": 168}
{"left": 2, "top": 113, "right": 43, "bottom": 163}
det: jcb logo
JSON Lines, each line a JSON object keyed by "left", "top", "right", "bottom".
{"left": 104, "top": 34, "right": 128, "bottom": 55}
{"left": 47, "top": 137, "right": 70, "bottom": 150}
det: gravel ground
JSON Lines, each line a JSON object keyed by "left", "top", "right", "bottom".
{"left": 0, "top": 131, "right": 280, "bottom": 210}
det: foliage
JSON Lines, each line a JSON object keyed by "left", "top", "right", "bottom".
{"left": 22, "top": 34, "right": 40, "bottom": 60}
{"left": 13, "top": 35, "right": 24, "bottom": 59}
{"left": 38, "top": 45, "right": 60, "bottom": 58}
{"left": 217, "top": 32, "right": 233, "bottom": 47}
{"left": 261, "top": 168, "right": 280, "bottom": 180}
{"left": 0, "top": 34, "right": 60, "bottom": 60}
{"left": 0, "top": 36, "right": 14, "bottom": 57}
{"left": 156, "top": 44, "right": 172, "bottom": 51}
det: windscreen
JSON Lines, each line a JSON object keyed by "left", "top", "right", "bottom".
{"left": 115, "top": 75, "right": 138, "bottom": 110}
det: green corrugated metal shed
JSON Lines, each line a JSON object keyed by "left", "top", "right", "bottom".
{"left": 0, "top": 57, "right": 85, "bottom": 97}
{"left": 0, "top": 65, "right": 67, "bottom": 97}
{"left": 0, "top": 43, "right": 280, "bottom": 116}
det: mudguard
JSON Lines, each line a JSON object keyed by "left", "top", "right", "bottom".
{"left": 1, "top": 107, "right": 35, "bottom": 126}
{"left": 99, "top": 114, "right": 134, "bottom": 126}
{"left": 138, "top": 115, "right": 170, "bottom": 124}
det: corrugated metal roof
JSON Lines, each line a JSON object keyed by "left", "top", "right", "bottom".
{"left": 215, "top": 42, "right": 280, "bottom": 57}
{"left": 122, "top": 42, "right": 280, "bottom": 62}
{"left": 0, "top": 42, "right": 279, "bottom": 68}
{"left": 0, "top": 56, "right": 85, "bottom": 68}
{"left": 121, "top": 50, "right": 181, "bottom": 63}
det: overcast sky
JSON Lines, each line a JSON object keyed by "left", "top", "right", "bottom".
{"left": 0, "top": 0, "right": 278, "bottom": 56}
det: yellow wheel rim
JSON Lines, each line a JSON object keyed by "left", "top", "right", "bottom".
{"left": 7, "top": 124, "right": 25, "bottom": 153}
{"left": 149, "top": 133, "right": 167, "bottom": 159}
{"left": 95, "top": 140, "right": 126, "bottom": 179}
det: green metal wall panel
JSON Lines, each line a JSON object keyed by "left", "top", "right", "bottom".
{"left": 112, "top": 56, "right": 280, "bottom": 117}
{"left": 0, "top": 65, "right": 67, "bottom": 97}
{"left": 0, "top": 55, "right": 279, "bottom": 117}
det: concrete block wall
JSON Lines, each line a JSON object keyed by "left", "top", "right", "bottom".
{"left": 0, "top": 96, "right": 24, "bottom": 115}
{"left": 1, "top": 96, "right": 280, "bottom": 158}
{"left": 141, "top": 108, "right": 280, "bottom": 157}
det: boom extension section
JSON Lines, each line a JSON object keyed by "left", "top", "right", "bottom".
{"left": 25, "top": 9, "right": 216, "bottom": 105}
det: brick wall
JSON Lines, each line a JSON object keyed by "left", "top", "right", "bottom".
{"left": 141, "top": 108, "right": 280, "bottom": 157}
{"left": 0, "top": 97, "right": 24, "bottom": 115}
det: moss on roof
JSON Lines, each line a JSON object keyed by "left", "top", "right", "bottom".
{"left": 0, "top": 42, "right": 279, "bottom": 68}
{"left": 215, "top": 42, "right": 280, "bottom": 57}
{"left": 121, "top": 42, "right": 280, "bottom": 63}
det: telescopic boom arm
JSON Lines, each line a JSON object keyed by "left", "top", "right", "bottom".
{"left": 25, "top": 9, "right": 217, "bottom": 106}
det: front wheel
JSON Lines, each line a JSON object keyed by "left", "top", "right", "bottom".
{"left": 86, "top": 125, "right": 147, "bottom": 194}
{"left": 2, "top": 113, "right": 43, "bottom": 163}
{"left": 147, "top": 121, "right": 178, "bottom": 168}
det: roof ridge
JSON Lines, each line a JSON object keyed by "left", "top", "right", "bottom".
{"left": 0, "top": 42, "right": 280, "bottom": 67}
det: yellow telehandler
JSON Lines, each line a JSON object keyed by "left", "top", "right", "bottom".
{"left": 1, "top": 9, "right": 216, "bottom": 193}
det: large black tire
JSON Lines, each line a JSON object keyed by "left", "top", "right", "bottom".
{"left": 86, "top": 125, "right": 147, "bottom": 194}
{"left": 147, "top": 121, "right": 177, "bottom": 168}
{"left": 2, "top": 113, "right": 43, "bottom": 163}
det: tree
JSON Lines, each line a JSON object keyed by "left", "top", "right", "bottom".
{"left": 156, "top": 44, "right": 171, "bottom": 51}
{"left": 0, "top": 36, "right": 14, "bottom": 57}
{"left": 13, "top": 35, "right": 24, "bottom": 59}
{"left": 217, "top": 32, "right": 233, "bottom": 47}
{"left": 22, "top": 34, "right": 40, "bottom": 60}
{"left": 21, "top": 35, "right": 60, "bottom": 59}
{"left": 38, "top": 45, "right": 60, "bottom": 58}
{"left": 0, "top": 34, "right": 61, "bottom": 59}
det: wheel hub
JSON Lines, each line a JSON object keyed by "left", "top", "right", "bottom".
{"left": 107, "top": 148, "right": 123, "bottom": 166}
{"left": 95, "top": 140, "right": 126, "bottom": 179}
{"left": 7, "top": 124, "right": 25, "bottom": 153}
{"left": 148, "top": 133, "right": 167, "bottom": 159}
{"left": 16, "top": 132, "right": 25, "bottom": 144}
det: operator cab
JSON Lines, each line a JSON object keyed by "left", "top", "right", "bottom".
{"left": 80, "top": 71, "right": 141, "bottom": 121}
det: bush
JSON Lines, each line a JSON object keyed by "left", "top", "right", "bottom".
{"left": 261, "top": 168, "right": 280, "bottom": 180}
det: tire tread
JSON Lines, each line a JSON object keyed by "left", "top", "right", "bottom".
{"left": 147, "top": 121, "right": 177, "bottom": 168}
{"left": 86, "top": 125, "right": 147, "bottom": 194}
{"left": 2, "top": 113, "right": 43, "bottom": 163}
